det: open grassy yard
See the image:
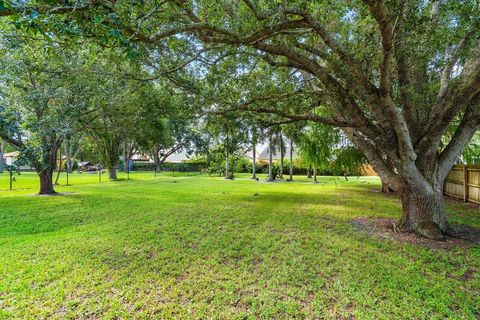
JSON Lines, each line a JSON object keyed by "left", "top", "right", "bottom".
{"left": 0, "top": 172, "right": 479, "bottom": 319}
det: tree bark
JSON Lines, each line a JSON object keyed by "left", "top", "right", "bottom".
{"left": 307, "top": 165, "right": 312, "bottom": 178}
{"left": 105, "top": 141, "right": 120, "bottom": 181}
{"left": 39, "top": 170, "right": 56, "bottom": 194}
{"left": 36, "top": 139, "right": 60, "bottom": 195}
{"left": 153, "top": 148, "right": 162, "bottom": 173}
{"left": 108, "top": 166, "right": 118, "bottom": 180}
{"left": 313, "top": 167, "right": 318, "bottom": 183}
{"left": 381, "top": 180, "right": 394, "bottom": 193}
{"left": 397, "top": 178, "right": 447, "bottom": 240}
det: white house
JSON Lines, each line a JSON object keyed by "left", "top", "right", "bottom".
{"left": 129, "top": 150, "right": 192, "bottom": 164}
{"left": 257, "top": 145, "right": 296, "bottom": 164}
{"left": 2, "top": 151, "right": 34, "bottom": 170}
{"left": 3, "top": 151, "right": 19, "bottom": 166}
{"left": 164, "top": 150, "right": 191, "bottom": 163}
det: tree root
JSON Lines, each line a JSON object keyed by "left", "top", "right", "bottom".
{"left": 392, "top": 223, "right": 399, "bottom": 233}
{"left": 444, "top": 223, "right": 460, "bottom": 238}
{"left": 397, "top": 219, "right": 446, "bottom": 241}
{"left": 416, "top": 225, "right": 445, "bottom": 241}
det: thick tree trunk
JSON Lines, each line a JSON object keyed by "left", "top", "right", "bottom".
{"left": 153, "top": 149, "right": 162, "bottom": 173}
{"left": 344, "top": 124, "right": 459, "bottom": 240}
{"left": 397, "top": 179, "right": 447, "bottom": 240}
{"left": 37, "top": 141, "right": 60, "bottom": 195}
{"left": 307, "top": 165, "right": 312, "bottom": 178}
{"left": 313, "top": 167, "right": 318, "bottom": 183}
{"left": 39, "top": 170, "right": 56, "bottom": 195}
{"left": 108, "top": 166, "right": 118, "bottom": 180}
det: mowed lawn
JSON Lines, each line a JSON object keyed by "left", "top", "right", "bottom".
{"left": 0, "top": 172, "right": 479, "bottom": 319}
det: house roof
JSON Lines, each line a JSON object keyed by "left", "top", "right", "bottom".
{"left": 258, "top": 146, "right": 295, "bottom": 161}
{"left": 131, "top": 154, "right": 151, "bottom": 162}
{"left": 128, "top": 151, "right": 193, "bottom": 163}
{"left": 165, "top": 151, "right": 191, "bottom": 163}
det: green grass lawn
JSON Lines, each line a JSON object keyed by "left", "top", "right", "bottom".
{"left": 0, "top": 171, "right": 479, "bottom": 319}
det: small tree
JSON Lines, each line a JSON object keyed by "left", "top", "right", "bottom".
{"left": 5, "top": 164, "right": 20, "bottom": 191}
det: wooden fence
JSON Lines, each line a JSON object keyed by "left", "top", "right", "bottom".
{"left": 444, "top": 165, "right": 480, "bottom": 204}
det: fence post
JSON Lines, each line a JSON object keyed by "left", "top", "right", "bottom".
{"left": 463, "top": 165, "right": 468, "bottom": 202}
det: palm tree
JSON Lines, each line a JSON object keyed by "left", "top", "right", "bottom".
{"left": 266, "top": 127, "right": 275, "bottom": 182}
{"left": 278, "top": 130, "right": 285, "bottom": 179}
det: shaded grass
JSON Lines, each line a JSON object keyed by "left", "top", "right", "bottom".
{"left": 0, "top": 172, "right": 479, "bottom": 319}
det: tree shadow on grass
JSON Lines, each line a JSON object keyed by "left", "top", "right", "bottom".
{"left": 232, "top": 189, "right": 400, "bottom": 218}
{"left": 352, "top": 217, "right": 480, "bottom": 250}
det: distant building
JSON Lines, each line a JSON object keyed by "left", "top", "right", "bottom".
{"left": 163, "top": 150, "right": 191, "bottom": 163}
{"left": 131, "top": 154, "right": 152, "bottom": 163}
{"left": 130, "top": 151, "right": 192, "bottom": 164}
{"left": 2, "top": 151, "right": 34, "bottom": 170}
{"left": 257, "top": 146, "right": 296, "bottom": 164}
{"left": 3, "top": 151, "right": 18, "bottom": 166}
